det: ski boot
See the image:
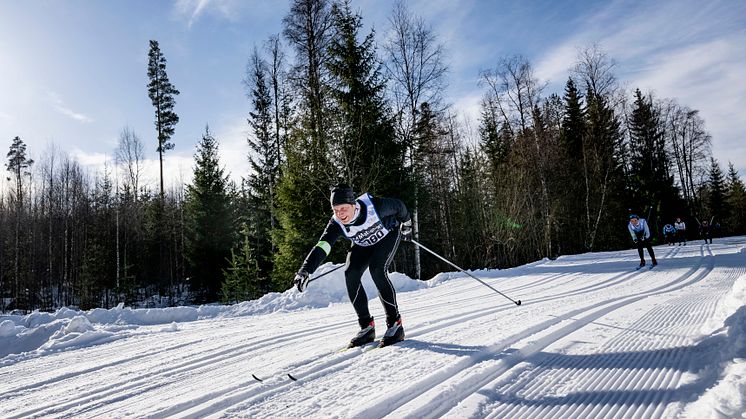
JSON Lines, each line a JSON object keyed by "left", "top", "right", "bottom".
{"left": 348, "top": 318, "right": 375, "bottom": 348}
{"left": 380, "top": 316, "right": 405, "bottom": 347}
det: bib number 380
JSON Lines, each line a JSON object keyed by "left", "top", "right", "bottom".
{"left": 359, "top": 229, "right": 385, "bottom": 246}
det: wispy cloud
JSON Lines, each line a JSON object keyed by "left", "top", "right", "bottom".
{"left": 174, "top": 0, "right": 211, "bottom": 27}
{"left": 531, "top": 0, "right": 746, "bottom": 173}
{"left": 48, "top": 92, "right": 93, "bottom": 124}
{"left": 172, "top": 0, "right": 249, "bottom": 27}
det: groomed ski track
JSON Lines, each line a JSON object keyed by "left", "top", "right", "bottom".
{"left": 1, "top": 238, "right": 744, "bottom": 418}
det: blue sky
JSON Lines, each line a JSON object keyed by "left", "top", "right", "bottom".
{"left": 1, "top": 0, "right": 745, "bottom": 189}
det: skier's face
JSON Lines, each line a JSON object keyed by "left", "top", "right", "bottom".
{"left": 630, "top": 218, "right": 639, "bottom": 225}
{"left": 333, "top": 203, "right": 355, "bottom": 224}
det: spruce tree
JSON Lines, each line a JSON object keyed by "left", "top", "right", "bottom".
{"left": 725, "top": 163, "right": 746, "bottom": 234}
{"left": 583, "top": 91, "right": 626, "bottom": 249}
{"left": 560, "top": 78, "right": 585, "bottom": 158}
{"left": 326, "top": 0, "right": 404, "bottom": 196}
{"left": 147, "top": 40, "right": 180, "bottom": 199}
{"left": 479, "top": 98, "right": 511, "bottom": 176}
{"left": 221, "top": 223, "right": 260, "bottom": 304}
{"left": 274, "top": 0, "right": 335, "bottom": 289}
{"left": 627, "top": 89, "right": 676, "bottom": 234}
{"left": 246, "top": 48, "right": 279, "bottom": 287}
{"left": 185, "top": 127, "right": 236, "bottom": 302}
{"left": 707, "top": 158, "right": 727, "bottom": 226}
{"left": 558, "top": 78, "right": 586, "bottom": 249}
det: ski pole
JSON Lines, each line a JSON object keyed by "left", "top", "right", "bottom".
{"left": 410, "top": 239, "right": 522, "bottom": 306}
{"left": 307, "top": 264, "right": 344, "bottom": 284}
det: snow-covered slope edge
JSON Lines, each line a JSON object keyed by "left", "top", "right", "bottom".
{"left": 683, "top": 272, "right": 746, "bottom": 418}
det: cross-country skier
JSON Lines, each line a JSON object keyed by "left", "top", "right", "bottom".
{"left": 674, "top": 217, "right": 687, "bottom": 246}
{"left": 663, "top": 223, "right": 676, "bottom": 245}
{"left": 699, "top": 219, "right": 713, "bottom": 244}
{"left": 294, "top": 184, "right": 412, "bottom": 348}
{"left": 628, "top": 214, "right": 657, "bottom": 268}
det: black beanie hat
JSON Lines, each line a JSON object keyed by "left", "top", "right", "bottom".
{"left": 330, "top": 184, "right": 356, "bottom": 206}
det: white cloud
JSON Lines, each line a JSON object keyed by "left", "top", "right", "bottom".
{"left": 172, "top": 0, "right": 262, "bottom": 27}
{"left": 214, "top": 118, "right": 251, "bottom": 183}
{"left": 47, "top": 92, "right": 93, "bottom": 124}
{"left": 532, "top": 0, "right": 746, "bottom": 176}
{"left": 535, "top": 42, "right": 581, "bottom": 86}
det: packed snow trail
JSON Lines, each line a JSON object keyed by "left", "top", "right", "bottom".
{"left": 0, "top": 238, "right": 745, "bottom": 418}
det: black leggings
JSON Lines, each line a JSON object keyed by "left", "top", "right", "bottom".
{"left": 636, "top": 238, "right": 656, "bottom": 262}
{"left": 345, "top": 229, "right": 401, "bottom": 326}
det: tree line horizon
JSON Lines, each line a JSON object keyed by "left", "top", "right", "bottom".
{"left": 2, "top": 0, "right": 745, "bottom": 313}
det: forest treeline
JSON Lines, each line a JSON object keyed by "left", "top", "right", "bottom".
{"left": 2, "top": 0, "right": 746, "bottom": 312}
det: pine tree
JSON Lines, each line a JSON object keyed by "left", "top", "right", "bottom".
{"left": 479, "top": 98, "right": 511, "bottom": 176}
{"left": 558, "top": 78, "right": 586, "bottom": 250}
{"left": 326, "top": 0, "right": 404, "bottom": 196}
{"left": 707, "top": 158, "right": 727, "bottom": 226}
{"left": 725, "top": 162, "right": 746, "bottom": 235}
{"left": 5, "top": 136, "right": 34, "bottom": 310}
{"left": 246, "top": 48, "right": 279, "bottom": 286}
{"left": 583, "top": 91, "right": 627, "bottom": 249}
{"left": 185, "top": 127, "right": 236, "bottom": 303}
{"left": 560, "top": 78, "right": 585, "bottom": 158}
{"left": 627, "top": 89, "right": 676, "bottom": 235}
{"left": 221, "top": 223, "right": 260, "bottom": 304}
{"left": 147, "top": 40, "right": 180, "bottom": 199}
{"left": 274, "top": 0, "right": 335, "bottom": 289}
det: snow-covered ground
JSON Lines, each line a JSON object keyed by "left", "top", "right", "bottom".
{"left": 1, "top": 237, "right": 745, "bottom": 418}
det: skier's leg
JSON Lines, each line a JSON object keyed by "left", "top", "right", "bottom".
{"left": 647, "top": 242, "right": 657, "bottom": 265}
{"left": 368, "top": 230, "right": 402, "bottom": 324}
{"left": 345, "top": 246, "right": 373, "bottom": 325}
{"left": 637, "top": 242, "right": 645, "bottom": 264}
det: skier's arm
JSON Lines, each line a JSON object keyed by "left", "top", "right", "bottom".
{"left": 372, "top": 196, "right": 411, "bottom": 223}
{"left": 628, "top": 223, "right": 636, "bottom": 240}
{"left": 643, "top": 220, "right": 650, "bottom": 240}
{"left": 298, "top": 220, "right": 343, "bottom": 275}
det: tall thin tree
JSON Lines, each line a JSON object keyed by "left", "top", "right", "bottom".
{"left": 6, "top": 136, "right": 34, "bottom": 309}
{"left": 147, "top": 40, "right": 180, "bottom": 199}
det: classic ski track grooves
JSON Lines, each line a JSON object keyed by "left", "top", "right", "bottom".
{"left": 3, "top": 242, "right": 743, "bottom": 418}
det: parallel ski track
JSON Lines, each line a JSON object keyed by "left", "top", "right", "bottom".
{"left": 1, "top": 269, "right": 580, "bottom": 417}
{"left": 3, "top": 243, "right": 736, "bottom": 418}
{"left": 201, "top": 246, "right": 721, "bottom": 417}
{"left": 366, "top": 246, "right": 733, "bottom": 419}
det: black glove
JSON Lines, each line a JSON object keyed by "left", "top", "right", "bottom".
{"left": 400, "top": 220, "right": 413, "bottom": 242}
{"left": 294, "top": 271, "right": 310, "bottom": 292}
{"left": 633, "top": 238, "right": 639, "bottom": 244}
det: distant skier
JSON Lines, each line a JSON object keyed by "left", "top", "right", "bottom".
{"left": 674, "top": 217, "right": 687, "bottom": 246}
{"left": 699, "top": 219, "right": 713, "bottom": 244}
{"left": 628, "top": 214, "right": 657, "bottom": 268}
{"left": 294, "top": 184, "right": 412, "bottom": 348}
{"left": 662, "top": 224, "right": 676, "bottom": 246}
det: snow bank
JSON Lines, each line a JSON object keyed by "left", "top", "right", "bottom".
{"left": 0, "top": 263, "right": 437, "bottom": 361}
{"left": 220, "top": 263, "right": 428, "bottom": 316}
{"left": 684, "top": 273, "right": 746, "bottom": 418}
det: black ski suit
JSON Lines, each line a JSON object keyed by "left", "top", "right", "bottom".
{"left": 299, "top": 193, "right": 411, "bottom": 327}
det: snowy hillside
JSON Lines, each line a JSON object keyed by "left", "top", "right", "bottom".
{"left": 1, "top": 238, "right": 745, "bottom": 418}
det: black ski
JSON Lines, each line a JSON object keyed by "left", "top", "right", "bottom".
{"left": 252, "top": 341, "right": 391, "bottom": 383}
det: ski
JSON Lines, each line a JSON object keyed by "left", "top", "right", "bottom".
{"left": 252, "top": 341, "right": 381, "bottom": 383}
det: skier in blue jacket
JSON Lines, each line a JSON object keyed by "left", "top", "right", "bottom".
{"left": 294, "top": 184, "right": 412, "bottom": 348}
{"left": 628, "top": 214, "right": 657, "bottom": 268}
{"left": 662, "top": 224, "right": 676, "bottom": 245}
